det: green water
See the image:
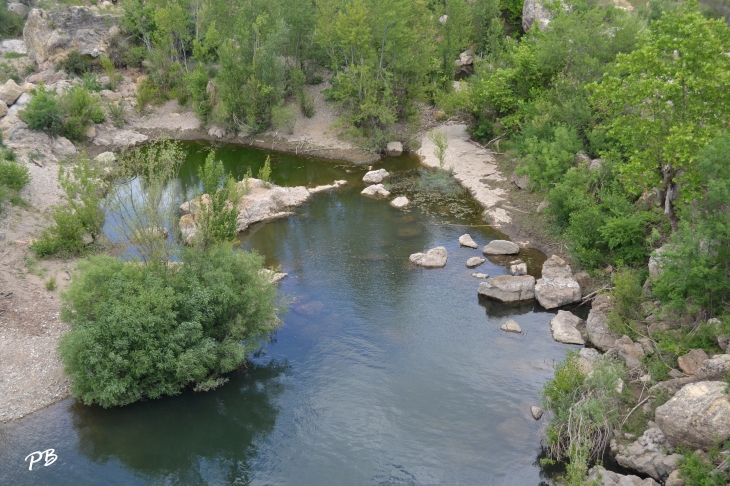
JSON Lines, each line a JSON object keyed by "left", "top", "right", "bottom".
{"left": 0, "top": 142, "right": 574, "bottom": 485}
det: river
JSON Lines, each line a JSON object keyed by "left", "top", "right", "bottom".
{"left": 0, "top": 142, "right": 578, "bottom": 485}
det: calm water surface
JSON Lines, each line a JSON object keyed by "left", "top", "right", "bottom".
{"left": 0, "top": 143, "right": 577, "bottom": 485}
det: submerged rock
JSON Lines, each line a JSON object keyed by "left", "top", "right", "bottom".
{"left": 458, "top": 233, "right": 478, "bottom": 249}
{"left": 482, "top": 240, "right": 520, "bottom": 255}
{"left": 409, "top": 246, "right": 448, "bottom": 269}
{"left": 509, "top": 259, "right": 527, "bottom": 276}
{"left": 549, "top": 310, "right": 585, "bottom": 345}
{"left": 655, "top": 381, "right": 730, "bottom": 450}
{"left": 478, "top": 275, "right": 535, "bottom": 302}
{"left": 466, "top": 256, "right": 486, "bottom": 268}
{"left": 361, "top": 184, "right": 391, "bottom": 199}
{"left": 471, "top": 272, "right": 489, "bottom": 279}
{"left": 500, "top": 319, "right": 521, "bottom": 333}
{"left": 362, "top": 168, "right": 389, "bottom": 185}
{"left": 535, "top": 255, "right": 581, "bottom": 309}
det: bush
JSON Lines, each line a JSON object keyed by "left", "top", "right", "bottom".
{"left": 678, "top": 449, "right": 728, "bottom": 486}
{"left": 0, "top": 158, "right": 30, "bottom": 190}
{"left": 542, "top": 352, "right": 626, "bottom": 484}
{"left": 60, "top": 86, "right": 106, "bottom": 141}
{"left": 107, "top": 100, "right": 126, "bottom": 128}
{"left": 32, "top": 155, "right": 105, "bottom": 258}
{"left": 100, "top": 55, "right": 122, "bottom": 91}
{"left": 21, "top": 84, "right": 64, "bottom": 138}
{"left": 59, "top": 245, "right": 281, "bottom": 407}
{"left": 0, "top": 0, "right": 24, "bottom": 37}
{"left": 135, "top": 79, "right": 159, "bottom": 111}
{"left": 271, "top": 105, "right": 296, "bottom": 134}
{"left": 81, "top": 73, "right": 103, "bottom": 92}
{"left": 59, "top": 50, "right": 97, "bottom": 76}
{"left": 608, "top": 268, "right": 645, "bottom": 338}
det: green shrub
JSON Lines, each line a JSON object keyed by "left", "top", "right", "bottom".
{"left": 0, "top": 158, "right": 30, "bottom": 190}
{"left": 608, "top": 268, "right": 645, "bottom": 338}
{"left": 32, "top": 155, "right": 105, "bottom": 258}
{"left": 542, "top": 352, "right": 626, "bottom": 483}
{"left": 59, "top": 245, "right": 281, "bottom": 407}
{"left": 100, "top": 55, "right": 122, "bottom": 91}
{"left": 271, "top": 105, "right": 296, "bottom": 134}
{"left": 59, "top": 50, "right": 97, "bottom": 76}
{"left": 135, "top": 79, "right": 159, "bottom": 111}
{"left": 107, "top": 100, "right": 126, "bottom": 128}
{"left": 21, "top": 84, "right": 64, "bottom": 138}
{"left": 45, "top": 276, "right": 57, "bottom": 291}
{"left": 60, "top": 86, "right": 105, "bottom": 141}
{"left": 0, "top": 62, "right": 20, "bottom": 84}
{"left": 517, "top": 125, "right": 583, "bottom": 189}
{"left": 193, "top": 151, "right": 243, "bottom": 249}
{"left": 0, "top": 0, "right": 24, "bottom": 37}
{"left": 258, "top": 155, "right": 272, "bottom": 186}
{"left": 81, "top": 72, "right": 103, "bottom": 92}
{"left": 678, "top": 449, "right": 728, "bottom": 486}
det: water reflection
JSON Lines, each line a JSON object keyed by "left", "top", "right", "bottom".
{"left": 72, "top": 360, "right": 289, "bottom": 484}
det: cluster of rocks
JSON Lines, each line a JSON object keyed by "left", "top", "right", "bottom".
{"left": 179, "top": 177, "right": 347, "bottom": 243}
{"left": 360, "top": 168, "right": 410, "bottom": 209}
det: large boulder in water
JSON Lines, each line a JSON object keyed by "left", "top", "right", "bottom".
{"left": 361, "top": 184, "right": 390, "bottom": 199}
{"left": 549, "top": 310, "right": 584, "bottom": 345}
{"left": 535, "top": 255, "right": 581, "bottom": 309}
{"left": 410, "top": 247, "right": 448, "bottom": 268}
{"left": 362, "top": 168, "right": 389, "bottom": 185}
{"left": 482, "top": 240, "right": 519, "bottom": 255}
{"left": 478, "top": 275, "right": 535, "bottom": 302}
{"left": 655, "top": 381, "right": 730, "bottom": 450}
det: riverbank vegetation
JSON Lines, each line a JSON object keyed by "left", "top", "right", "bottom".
{"left": 46, "top": 140, "right": 282, "bottom": 407}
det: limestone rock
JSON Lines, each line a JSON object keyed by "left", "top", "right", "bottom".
{"left": 24, "top": 7, "right": 120, "bottom": 64}
{"left": 27, "top": 69, "right": 67, "bottom": 84}
{"left": 522, "top": 0, "right": 553, "bottom": 32}
{"left": 616, "top": 335, "right": 645, "bottom": 368}
{"left": 612, "top": 428, "right": 682, "bottom": 481}
{"left": 0, "top": 101, "right": 6, "bottom": 118}
{"left": 52, "top": 136, "right": 76, "bottom": 157}
{"left": 409, "top": 246, "right": 448, "bottom": 269}
{"left": 8, "top": 3, "right": 29, "bottom": 17}
{"left": 588, "top": 466, "right": 660, "bottom": 486}
{"left": 530, "top": 406, "right": 543, "bottom": 420}
{"left": 389, "top": 196, "right": 409, "bottom": 209}
{"left": 179, "top": 213, "right": 196, "bottom": 244}
{"left": 362, "top": 168, "right": 389, "bottom": 185}
{"left": 535, "top": 255, "right": 582, "bottom": 309}
{"left": 536, "top": 200, "right": 550, "bottom": 213}
{"left": 695, "top": 354, "right": 730, "bottom": 381}
{"left": 649, "top": 245, "right": 668, "bottom": 277}
{"left": 478, "top": 275, "right": 536, "bottom": 302}
{"left": 14, "top": 93, "right": 30, "bottom": 107}
{"left": 500, "top": 319, "right": 521, "bottom": 333}
{"left": 0, "top": 80, "right": 22, "bottom": 106}
{"left": 307, "top": 180, "right": 347, "bottom": 194}
{"left": 459, "top": 233, "right": 478, "bottom": 249}
{"left": 111, "top": 130, "right": 148, "bottom": 147}
{"left": 208, "top": 125, "right": 226, "bottom": 138}
{"left": 665, "top": 470, "right": 685, "bottom": 486}
{"left": 85, "top": 125, "right": 96, "bottom": 139}
{"left": 677, "top": 349, "right": 709, "bottom": 375}
{"left": 550, "top": 310, "right": 585, "bottom": 345}
{"left": 471, "top": 272, "right": 489, "bottom": 279}
{"left": 655, "top": 381, "right": 730, "bottom": 450}
{"left": 466, "top": 256, "right": 485, "bottom": 268}
{"left": 0, "top": 39, "right": 26, "bottom": 57}
{"left": 81, "top": 232, "right": 93, "bottom": 245}
{"left": 94, "top": 151, "right": 116, "bottom": 165}
{"left": 482, "top": 240, "right": 520, "bottom": 255}
{"left": 589, "top": 159, "right": 603, "bottom": 171}
{"left": 509, "top": 259, "right": 527, "bottom": 276}
{"left": 586, "top": 295, "right": 619, "bottom": 352}
{"left": 578, "top": 347, "right": 600, "bottom": 373}
{"left": 386, "top": 141, "right": 403, "bottom": 156}
{"left": 361, "top": 184, "right": 390, "bottom": 199}
{"left": 511, "top": 171, "right": 529, "bottom": 190}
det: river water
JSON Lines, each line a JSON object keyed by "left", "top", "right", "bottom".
{"left": 0, "top": 143, "right": 578, "bottom": 485}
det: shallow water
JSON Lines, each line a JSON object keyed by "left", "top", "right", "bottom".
{"left": 0, "top": 143, "right": 577, "bottom": 485}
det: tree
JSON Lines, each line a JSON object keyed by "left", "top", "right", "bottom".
{"left": 590, "top": 1, "right": 730, "bottom": 230}
{"left": 193, "top": 151, "right": 243, "bottom": 249}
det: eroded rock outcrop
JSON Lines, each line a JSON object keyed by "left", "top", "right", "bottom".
{"left": 535, "top": 255, "right": 581, "bottom": 309}
{"left": 611, "top": 428, "right": 682, "bottom": 482}
{"left": 587, "top": 466, "right": 660, "bottom": 486}
{"left": 24, "top": 7, "right": 121, "bottom": 64}
{"left": 478, "top": 275, "right": 536, "bottom": 302}
{"left": 522, "top": 0, "right": 553, "bottom": 32}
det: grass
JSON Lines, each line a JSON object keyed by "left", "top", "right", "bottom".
{"left": 4, "top": 52, "right": 26, "bottom": 59}
{"left": 45, "top": 276, "right": 57, "bottom": 291}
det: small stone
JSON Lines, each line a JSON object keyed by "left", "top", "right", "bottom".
{"left": 665, "top": 469, "right": 685, "bottom": 486}
{"left": 81, "top": 232, "right": 94, "bottom": 245}
{"left": 668, "top": 369, "right": 686, "bottom": 379}
{"left": 500, "top": 319, "right": 522, "bottom": 333}
{"left": 530, "top": 405, "right": 544, "bottom": 420}
{"left": 677, "top": 349, "right": 709, "bottom": 375}
{"left": 361, "top": 184, "right": 390, "bottom": 199}
{"left": 482, "top": 240, "right": 520, "bottom": 255}
{"left": 536, "top": 200, "right": 550, "bottom": 213}
{"left": 458, "top": 234, "right": 478, "bottom": 249}
{"left": 466, "top": 257, "right": 486, "bottom": 268}
{"left": 471, "top": 272, "right": 489, "bottom": 279}
{"left": 86, "top": 125, "right": 97, "bottom": 139}
{"left": 509, "top": 259, "right": 527, "bottom": 276}
{"left": 615, "top": 378, "right": 624, "bottom": 394}
{"left": 362, "top": 168, "right": 389, "bottom": 185}
{"left": 389, "top": 196, "right": 409, "bottom": 209}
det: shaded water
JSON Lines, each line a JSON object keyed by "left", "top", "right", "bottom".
{"left": 0, "top": 143, "right": 577, "bottom": 485}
